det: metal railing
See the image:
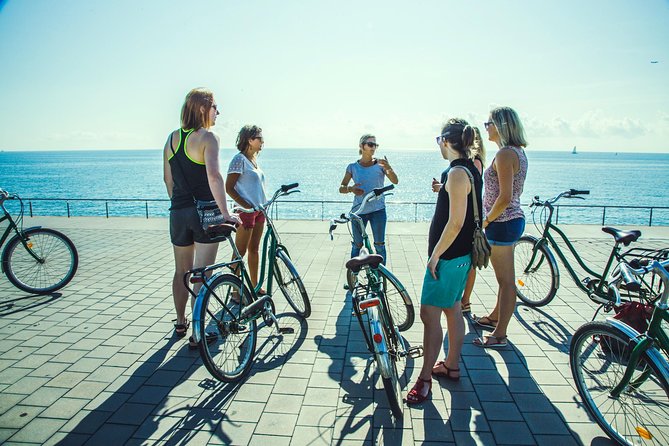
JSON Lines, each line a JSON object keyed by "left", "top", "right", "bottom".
{"left": 16, "top": 197, "right": 669, "bottom": 226}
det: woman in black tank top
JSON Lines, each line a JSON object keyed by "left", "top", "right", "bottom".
{"left": 407, "top": 118, "right": 483, "bottom": 405}
{"left": 162, "top": 88, "right": 237, "bottom": 348}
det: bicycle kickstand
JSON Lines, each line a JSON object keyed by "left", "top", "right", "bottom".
{"left": 268, "top": 310, "right": 294, "bottom": 335}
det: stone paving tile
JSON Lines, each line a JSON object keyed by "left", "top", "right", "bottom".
{"left": 0, "top": 220, "right": 665, "bottom": 445}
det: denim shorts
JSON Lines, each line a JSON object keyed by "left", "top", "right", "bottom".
{"left": 485, "top": 217, "right": 525, "bottom": 246}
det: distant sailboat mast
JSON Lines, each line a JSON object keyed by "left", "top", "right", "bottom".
{"left": 572, "top": 146, "right": 577, "bottom": 154}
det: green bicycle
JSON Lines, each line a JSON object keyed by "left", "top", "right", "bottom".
{"left": 514, "top": 189, "right": 663, "bottom": 308}
{"left": 187, "top": 183, "right": 311, "bottom": 382}
{"left": 330, "top": 185, "right": 420, "bottom": 419}
{"left": 569, "top": 258, "right": 669, "bottom": 445}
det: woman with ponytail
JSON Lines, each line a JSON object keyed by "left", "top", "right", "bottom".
{"left": 407, "top": 118, "right": 483, "bottom": 404}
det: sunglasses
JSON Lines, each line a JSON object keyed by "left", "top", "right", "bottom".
{"left": 364, "top": 142, "right": 379, "bottom": 148}
{"left": 484, "top": 121, "right": 494, "bottom": 129}
{"left": 435, "top": 134, "right": 449, "bottom": 145}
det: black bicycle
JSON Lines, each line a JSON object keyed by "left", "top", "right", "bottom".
{"left": 0, "top": 189, "right": 78, "bottom": 294}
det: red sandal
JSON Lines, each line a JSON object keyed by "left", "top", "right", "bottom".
{"left": 432, "top": 361, "right": 460, "bottom": 381}
{"left": 406, "top": 377, "right": 432, "bottom": 405}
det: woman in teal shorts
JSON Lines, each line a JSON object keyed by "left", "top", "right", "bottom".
{"left": 406, "top": 118, "right": 483, "bottom": 404}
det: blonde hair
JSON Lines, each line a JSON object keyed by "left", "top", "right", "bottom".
{"left": 490, "top": 106, "right": 528, "bottom": 148}
{"left": 180, "top": 88, "right": 215, "bottom": 130}
{"left": 358, "top": 133, "right": 376, "bottom": 155}
{"left": 471, "top": 126, "right": 486, "bottom": 166}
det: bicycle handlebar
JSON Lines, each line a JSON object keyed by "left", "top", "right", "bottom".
{"left": 531, "top": 188, "right": 590, "bottom": 207}
{"left": 610, "top": 258, "right": 669, "bottom": 306}
{"left": 236, "top": 183, "right": 301, "bottom": 214}
{"left": 328, "top": 185, "right": 395, "bottom": 239}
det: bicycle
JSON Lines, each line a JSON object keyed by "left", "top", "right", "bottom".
{"left": 514, "top": 189, "right": 664, "bottom": 309}
{"left": 0, "top": 188, "right": 78, "bottom": 294}
{"left": 330, "top": 185, "right": 415, "bottom": 332}
{"left": 186, "top": 183, "right": 311, "bottom": 382}
{"left": 329, "top": 185, "right": 421, "bottom": 419}
{"left": 569, "top": 258, "right": 669, "bottom": 445}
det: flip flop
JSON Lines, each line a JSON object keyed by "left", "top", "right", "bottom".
{"left": 473, "top": 335, "right": 508, "bottom": 349}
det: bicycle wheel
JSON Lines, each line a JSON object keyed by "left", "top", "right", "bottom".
{"left": 274, "top": 249, "right": 311, "bottom": 318}
{"left": 381, "top": 306, "right": 404, "bottom": 418}
{"left": 570, "top": 321, "right": 669, "bottom": 445}
{"left": 198, "top": 274, "right": 257, "bottom": 383}
{"left": 347, "top": 267, "right": 415, "bottom": 331}
{"left": 514, "top": 235, "right": 558, "bottom": 307}
{"left": 1, "top": 228, "right": 78, "bottom": 294}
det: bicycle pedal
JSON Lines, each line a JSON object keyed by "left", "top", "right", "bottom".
{"left": 406, "top": 346, "right": 424, "bottom": 359}
{"left": 278, "top": 327, "right": 294, "bottom": 334}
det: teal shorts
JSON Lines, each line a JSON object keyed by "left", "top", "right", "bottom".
{"left": 421, "top": 254, "right": 472, "bottom": 308}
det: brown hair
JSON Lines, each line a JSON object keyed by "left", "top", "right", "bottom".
{"left": 440, "top": 118, "right": 475, "bottom": 157}
{"left": 235, "top": 125, "right": 263, "bottom": 152}
{"left": 180, "top": 88, "right": 215, "bottom": 130}
{"left": 471, "top": 126, "right": 486, "bottom": 166}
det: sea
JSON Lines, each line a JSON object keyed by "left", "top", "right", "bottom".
{"left": 1, "top": 149, "right": 668, "bottom": 226}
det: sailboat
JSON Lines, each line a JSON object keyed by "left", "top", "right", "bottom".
{"left": 572, "top": 146, "right": 577, "bottom": 155}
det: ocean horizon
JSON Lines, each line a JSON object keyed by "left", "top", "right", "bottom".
{"left": 2, "top": 149, "right": 668, "bottom": 225}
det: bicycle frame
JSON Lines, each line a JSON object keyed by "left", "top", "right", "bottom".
{"left": 0, "top": 199, "right": 43, "bottom": 264}
{"left": 525, "top": 195, "right": 628, "bottom": 303}
{"left": 606, "top": 260, "right": 669, "bottom": 397}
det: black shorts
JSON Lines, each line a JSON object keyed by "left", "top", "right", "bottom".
{"left": 169, "top": 206, "right": 216, "bottom": 246}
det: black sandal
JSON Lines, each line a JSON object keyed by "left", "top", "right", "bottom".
{"left": 173, "top": 320, "right": 190, "bottom": 338}
{"left": 188, "top": 333, "right": 218, "bottom": 350}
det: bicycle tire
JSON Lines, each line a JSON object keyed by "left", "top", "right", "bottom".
{"left": 1, "top": 228, "right": 78, "bottom": 294}
{"left": 347, "top": 266, "right": 415, "bottom": 331}
{"left": 514, "top": 235, "right": 558, "bottom": 307}
{"left": 569, "top": 321, "right": 669, "bottom": 446}
{"left": 198, "top": 274, "right": 257, "bottom": 383}
{"left": 274, "top": 249, "right": 311, "bottom": 318}
{"left": 368, "top": 306, "right": 403, "bottom": 419}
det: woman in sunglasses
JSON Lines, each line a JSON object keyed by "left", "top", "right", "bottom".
{"left": 163, "top": 88, "right": 238, "bottom": 345}
{"left": 226, "top": 125, "right": 268, "bottom": 293}
{"left": 472, "top": 106, "right": 528, "bottom": 348}
{"left": 432, "top": 127, "right": 486, "bottom": 317}
{"left": 407, "top": 118, "right": 482, "bottom": 404}
{"left": 339, "top": 134, "right": 398, "bottom": 262}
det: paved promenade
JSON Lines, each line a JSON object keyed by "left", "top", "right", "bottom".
{"left": 0, "top": 217, "right": 668, "bottom": 445}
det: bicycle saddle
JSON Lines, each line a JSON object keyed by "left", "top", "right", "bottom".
{"left": 602, "top": 227, "right": 641, "bottom": 246}
{"left": 206, "top": 223, "right": 236, "bottom": 239}
{"left": 346, "top": 253, "right": 384, "bottom": 273}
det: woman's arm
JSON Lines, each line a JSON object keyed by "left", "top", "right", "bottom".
{"left": 225, "top": 173, "right": 253, "bottom": 209}
{"left": 163, "top": 133, "right": 174, "bottom": 198}
{"left": 378, "top": 157, "right": 398, "bottom": 184}
{"left": 427, "top": 168, "right": 469, "bottom": 279}
{"left": 339, "top": 171, "right": 364, "bottom": 196}
{"left": 483, "top": 149, "right": 515, "bottom": 228}
{"left": 202, "top": 132, "right": 233, "bottom": 219}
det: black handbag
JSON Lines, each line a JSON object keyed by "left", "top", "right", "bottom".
{"left": 455, "top": 166, "right": 491, "bottom": 269}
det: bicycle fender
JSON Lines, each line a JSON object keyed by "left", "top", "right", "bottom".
{"left": 192, "top": 272, "right": 223, "bottom": 343}
{"left": 377, "top": 263, "right": 412, "bottom": 305}
{"left": 276, "top": 244, "right": 291, "bottom": 258}
{"left": 368, "top": 306, "right": 393, "bottom": 379}
{"left": 605, "top": 317, "right": 669, "bottom": 381}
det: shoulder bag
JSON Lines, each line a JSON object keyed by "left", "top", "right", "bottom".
{"left": 454, "top": 166, "right": 491, "bottom": 269}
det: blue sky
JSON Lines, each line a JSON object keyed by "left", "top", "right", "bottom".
{"left": 1, "top": 0, "right": 667, "bottom": 152}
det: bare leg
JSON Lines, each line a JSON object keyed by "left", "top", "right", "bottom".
{"left": 189, "top": 242, "right": 219, "bottom": 338}
{"left": 233, "top": 226, "right": 253, "bottom": 276}
{"left": 247, "top": 221, "right": 266, "bottom": 291}
{"left": 461, "top": 268, "right": 476, "bottom": 311}
{"left": 442, "top": 303, "right": 464, "bottom": 376}
{"left": 172, "top": 245, "right": 195, "bottom": 326}
{"left": 418, "top": 304, "right": 444, "bottom": 381}
{"left": 489, "top": 244, "right": 516, "bottom": 339}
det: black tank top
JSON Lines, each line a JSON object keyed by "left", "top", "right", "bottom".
{"left": 428, "top": 158, "right": 483, "bottom": 260}
{"left": 168, "top": 129, "right": 215, "bottom": 210}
